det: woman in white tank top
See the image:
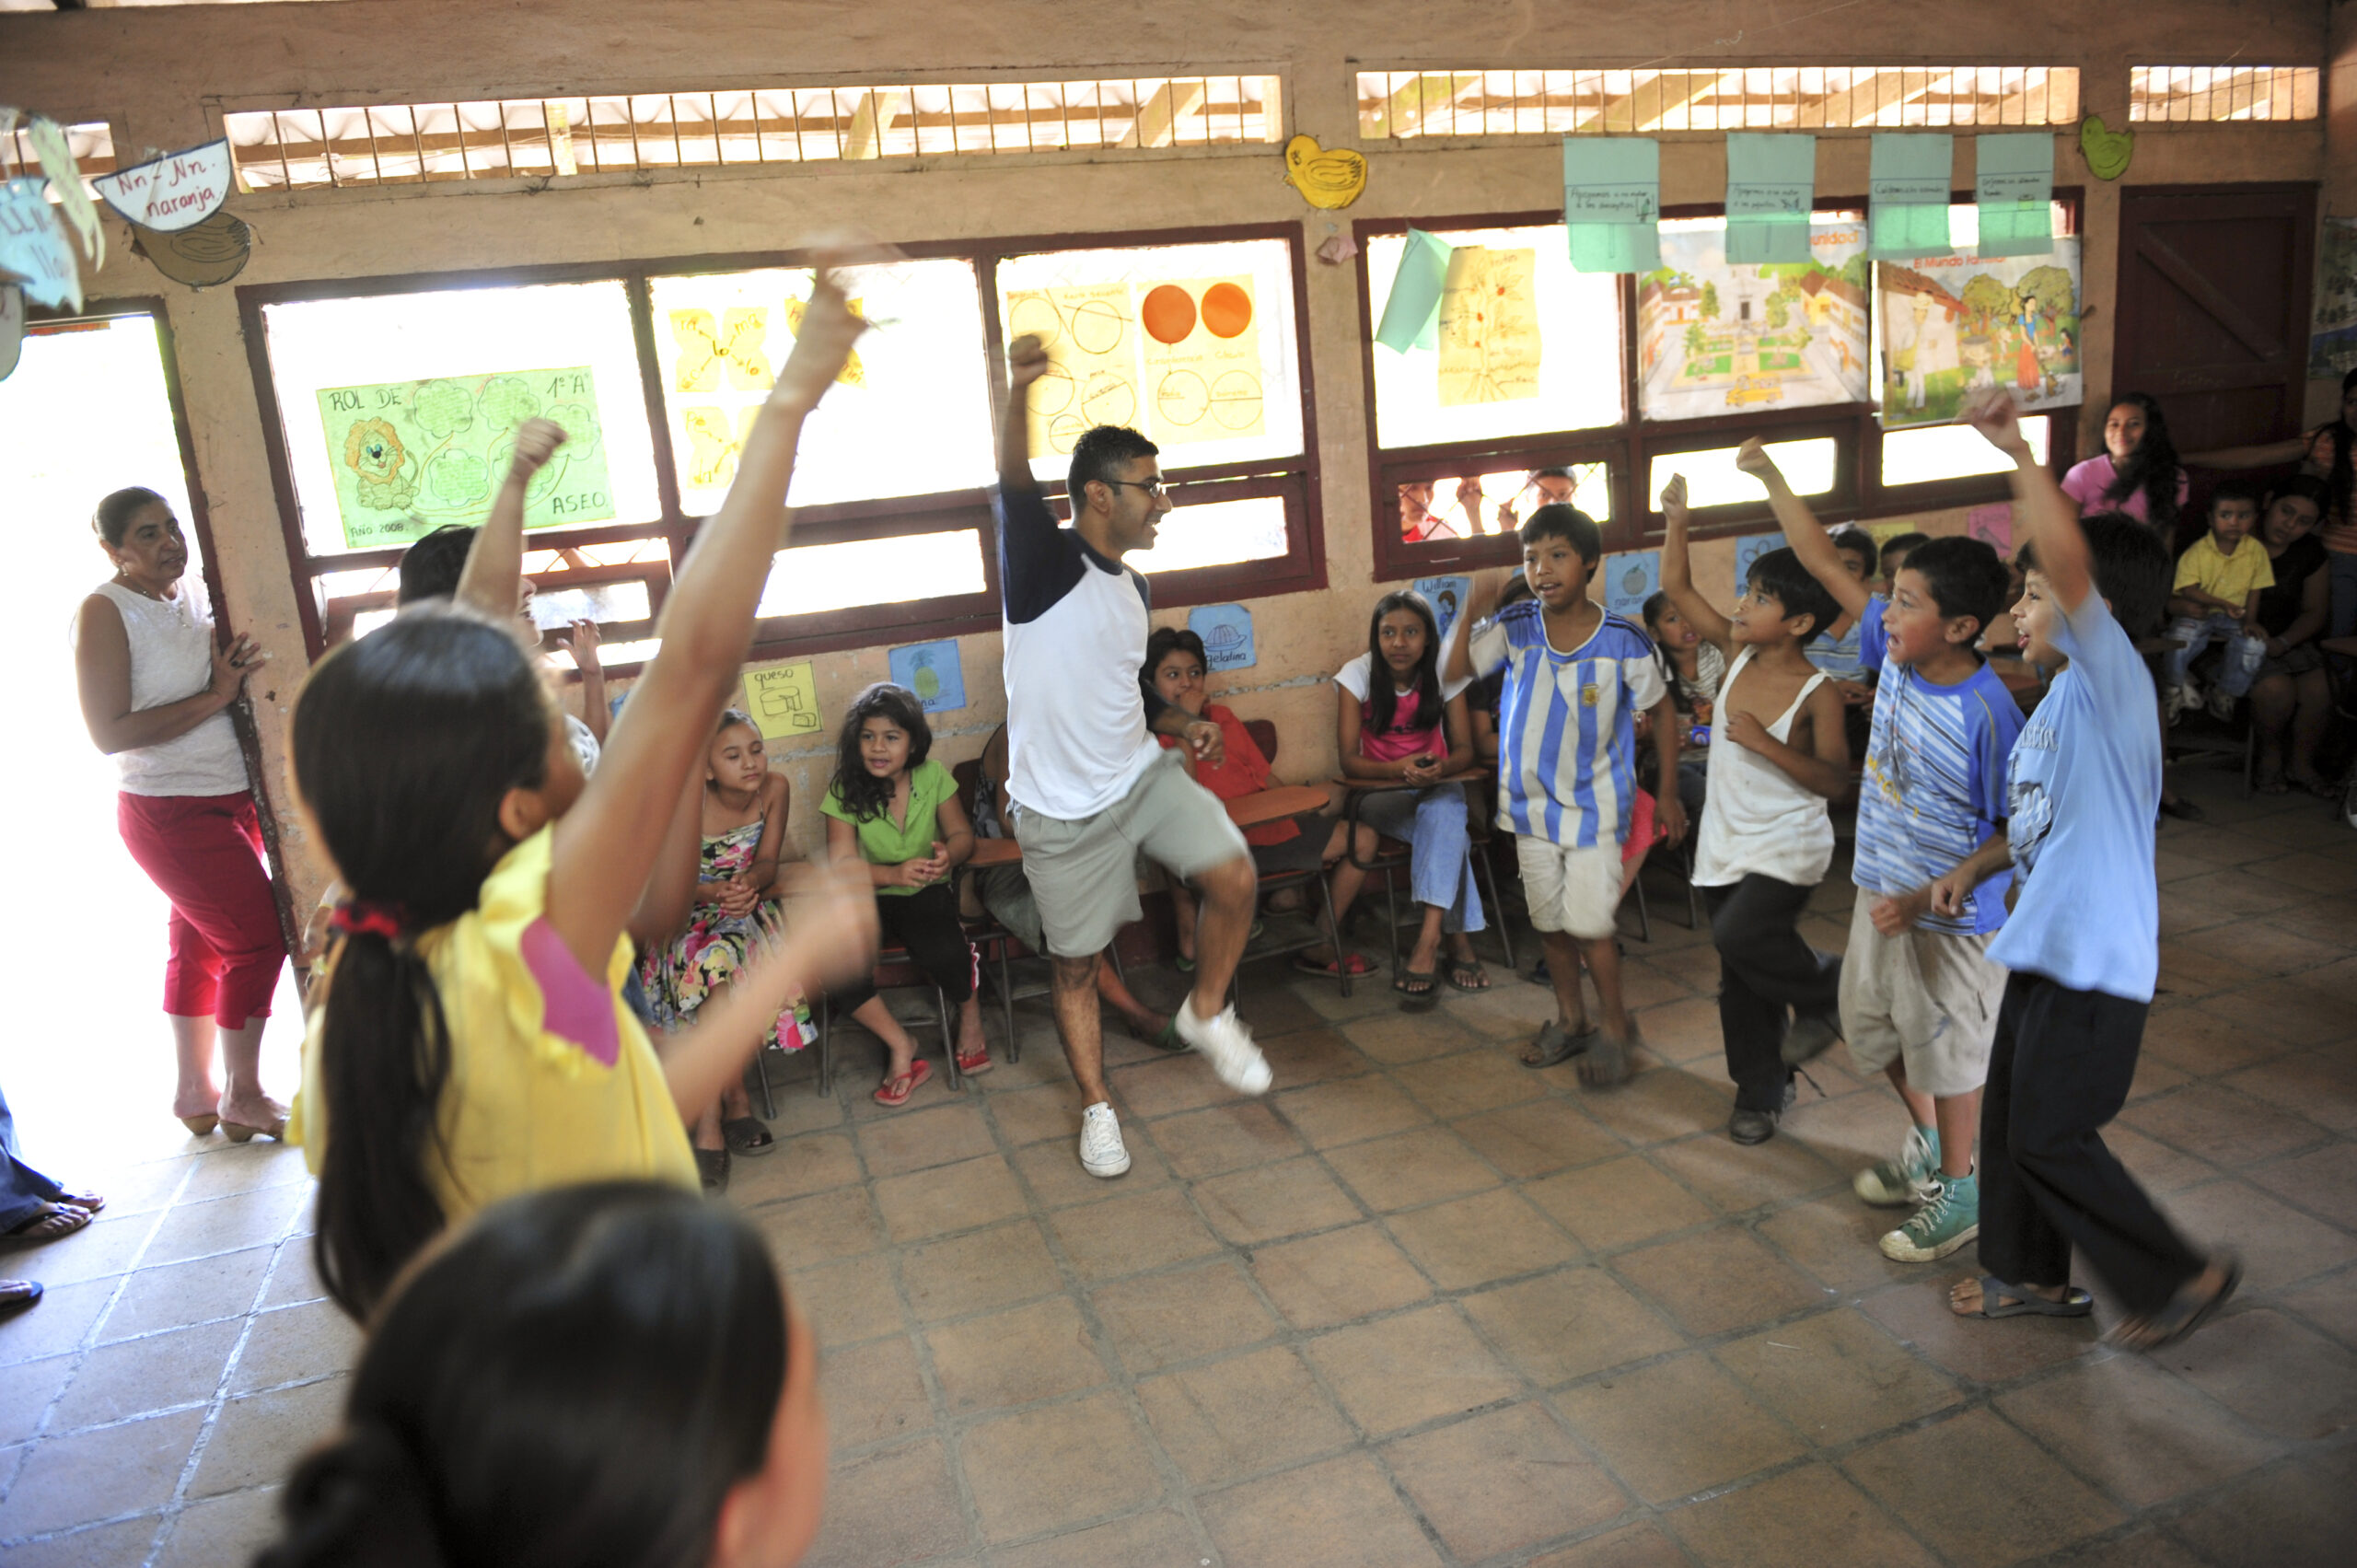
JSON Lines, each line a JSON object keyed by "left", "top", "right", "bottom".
{"left": 72, "top": 488, "right": 289, "bottom": 1143}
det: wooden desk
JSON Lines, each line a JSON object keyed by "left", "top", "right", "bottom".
{"left": 1226, "top": 784, "right": 1329, "bottom": 828}
{"left": 967, "top": 838, "right": 1022, "bottom": 868}
{"left": 1334, "top": 772, "right": 1486, "bottom": 791}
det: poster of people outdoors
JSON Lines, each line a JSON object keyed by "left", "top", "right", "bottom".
{"left": 1875, "top": 239, "right": 2083, "bottom": 428}
{"left": 1635, "top": 220, "right": 1873, "bottom": 422}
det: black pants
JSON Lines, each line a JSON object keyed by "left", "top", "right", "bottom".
{"left": 1978, "top": 971, "right": 2202, "bottom": 1315}
{"left": 830, "top": 884, "right": 977, "bottom": 1014}
{"left": 1706, "top": 875, "right": 1842, "bottom": 1112}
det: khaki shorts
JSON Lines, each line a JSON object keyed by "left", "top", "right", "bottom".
{"left": 1015, "top": 750, "right": 1249, "bottom": 958}
{"left": 1839, "top": 896, "right": 2005, "bottom": 1098}
{"left": 1515, "top": 837, "right": 1625, "bottom": 940}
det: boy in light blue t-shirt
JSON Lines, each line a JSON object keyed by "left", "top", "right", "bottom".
{"left": 1941, "top": 390, "right": 2236, "bottom": 1352}
{"left": 1764, "top": 462, "right": 2025, "bottom": 1270}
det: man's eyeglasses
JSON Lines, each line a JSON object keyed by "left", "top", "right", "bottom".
{"left": 1100, "top": 478, "right": 1172, "bottom": 500}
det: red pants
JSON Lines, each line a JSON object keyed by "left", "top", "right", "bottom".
{"left": 117, "top": 792, "right": 286, "bottom": 1027}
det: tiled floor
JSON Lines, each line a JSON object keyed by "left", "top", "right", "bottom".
{"left": 5, "top": 767, "right": 2355, "bottom": 1567}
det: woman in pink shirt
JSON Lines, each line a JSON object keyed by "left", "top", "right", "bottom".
{"left": 2061, "top": 394, "right": 2188, "bottom": 533}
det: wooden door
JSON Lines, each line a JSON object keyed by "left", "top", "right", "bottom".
{"left": 2114, "top": 183, "right": 2317, "bottom": 453}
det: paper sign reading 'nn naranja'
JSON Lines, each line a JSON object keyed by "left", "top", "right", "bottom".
{"left": 1869, "top": 134, "right": 1954, "bottom": 259}
{"left": 1563, "top": 137, "right": 1660, "bottom": 273}
{"left": 1724, "top": 134, "right": 1816, "bottom": 264}
{"left": 93, "top": 140, "right": 235, "bottom": 233}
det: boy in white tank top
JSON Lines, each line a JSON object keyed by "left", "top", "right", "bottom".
{"left": 1659, "top": 473, "right": 1853, "bottom": 1145}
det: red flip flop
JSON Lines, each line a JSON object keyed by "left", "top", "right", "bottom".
{"left": 873, "top": 1059, "right": 933, "bottom": 1108}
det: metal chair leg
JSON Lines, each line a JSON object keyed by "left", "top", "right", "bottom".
{"left": 754, "top": 1032, "right": 777, "bottom": 1120}
{"left": 1631, "top": 864, "right": 1653, "bottom": 944}
{"left": 935, "top": 983, "right": 959, "bottom": 1090}
{"left": 816, "top": 993, "right": 834, "bottom": 1098}
{"left": 995, "top": 939, "right": 1020, "bottom": 1064}
{"left": 1317, "top": 872, "right": 1352, "bottom": 999}
{"left": 1470, "top": 844, "right": 1515, "bottom": 972}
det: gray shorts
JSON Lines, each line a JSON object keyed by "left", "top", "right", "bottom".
{"left": 1838, "top": 896, "right": 2005, "bottom": 1098}
{"left": 1015, "top": 749, "right": 1249, "bottom": 958}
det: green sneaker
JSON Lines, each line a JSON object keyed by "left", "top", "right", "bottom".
{"left": 1880, "top": 1173, "right": 1979, "bottom": 1262}
{"left": 1853, "top": 1124, "right": 1940, "bottom": 1208}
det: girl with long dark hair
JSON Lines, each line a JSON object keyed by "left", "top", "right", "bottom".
{"left": 2061, "top": 393, "right": 2188, "bottom": 532}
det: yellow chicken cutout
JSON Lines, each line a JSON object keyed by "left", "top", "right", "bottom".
{"left": 1281, "top": 134, "right": 1367, "bottom": 211}
{"left": 783, "top": 296, "right": 867, "bottom": 388}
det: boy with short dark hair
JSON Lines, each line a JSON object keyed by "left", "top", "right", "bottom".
{"left": 1766, "top": 447, "right": 2025, "bottom": 1262}
{"left": 1876, "top": 532, "right": 1932, "bottom": 593}
{"left": 1945, "top": 389, "right": 2236, "bottom": 1347}
{"left": 2161, "top": 478, "right": 2274, "bottom": 722}
{"left": 1449, "top": 505, "right": 1685, "bottom": 1087}
{"left": 1659, "top": 464, "right": 1852, "bottom": 1144}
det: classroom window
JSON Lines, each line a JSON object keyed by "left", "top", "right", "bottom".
{"left": 2129, "top": 66, "right": 2320, "bottom": 123}
{"left": 754, "top": 529, "right": 989, "bottom": 618}
{"left": 1127, "top": 494, "right": 1291, "bottom": 574}
{"left": 1394, "top": 464, "right": 1614, "bottom": 546}
{"left": 1881, "top": 417, "right": 2051, "bottom": 487}
{"left": 255, "top": 280, "right": 662, "bottom": 558}
{"left": 1357, "top": 66, "right": 2079, "bottom": 140}
{"left": 226, "top": 76, "right": 1283, "bottom": 191}
{"left": 7, "top": 119, "right": 116, "bottom": 179}
{"left": 648, "top": 257, "right": 995, "bottom": 513}
{"left": 1647, "top": 438, "right": 1839, "bottom": 511}
{"left": 1364, "top": 226, "right": 1623, "bottom": 449}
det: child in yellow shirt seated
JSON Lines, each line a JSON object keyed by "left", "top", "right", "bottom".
{"left": 2162, "top": 480, "right": 2274, "bottom": 722}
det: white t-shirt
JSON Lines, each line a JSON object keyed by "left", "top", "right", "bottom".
{"left": 92, "top": 580, "right": 250, "bottom": 798}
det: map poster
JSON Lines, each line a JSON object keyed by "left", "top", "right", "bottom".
{"left": 1877, "top": 237, "right": 2082, "bottom": 428}
{"left": 1140, "top": 276, "right": 1265, "bottom": 447}
{"left": 1436, "top": 247, "right": 1541, "bottom": 408}
{"left": 314, "top": 366, "right": 612, "bottom": 548}
{"left": 1636, "top": 222, "right": 1871, "bottom": 423}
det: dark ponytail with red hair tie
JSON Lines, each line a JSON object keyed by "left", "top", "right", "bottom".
{"left": 328, "top": 900, "right": 407, "bottom": 942}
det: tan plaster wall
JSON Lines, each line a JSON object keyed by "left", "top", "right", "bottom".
{"left": 0, "top": 0, "right": 2330, "bottom": 889}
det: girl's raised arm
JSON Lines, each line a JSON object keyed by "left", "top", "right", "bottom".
{"left": 1656, "top": 475, "right": 1736, "bottom": 654}
{"left": 546, "top": 271, "right": 868, "bottom": 976}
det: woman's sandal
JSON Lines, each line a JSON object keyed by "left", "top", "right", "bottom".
{"left": 722, "top": 1116, "right": 776, "bottom": 1157}
{"left": 1443, "top": 957, "right": 1491, "bottom": 992}
{"left": 1522, "top": 1020, "right": 1598, "bottom": 1068}
{"left": 222, "top": 1111, "right": 288, "bottom": 1144}
{"left": 873, "top": 1059, "right": 933, "bottom": 1108}
{"left": 1395, "top": 970, "right": 1439, "bottom": 1013}
{"left": 956, "top": 1046, "right": 993, "bottom": 1075}
{"left": 0, "top": 1279, "right": 41, "bottom": 1315}
{"left": 4, "top": 1203, "right": 93, "bottom": 1245}
{"left": 53, "top": 1192, "right": 104, "bottom": 1215}
{"left": 2106, "top": 1254, "right": 2243, "bottom": 1351}
{"left": 179, "top": 1114, "right": 219, "bottom": 1137}
{"left": 1954, "top": 1275, "right": 2095, "bottom": 1319}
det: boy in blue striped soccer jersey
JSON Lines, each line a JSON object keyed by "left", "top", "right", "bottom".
{"left": 1748, "top": 436, "right": 2024, "bottom": 1266}
{"left": 1449, "top": 505, "right": 1685, "bottom": 1087}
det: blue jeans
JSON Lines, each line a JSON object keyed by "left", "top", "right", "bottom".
{"left": 2163, "top": 613, "right": 2261, "bottom": 697}
{"left": 0, "top": 1082, "right": 64, "bottom": 1232}
{"left": 1354, "top": 784, "right": 1485, "bottom": 935}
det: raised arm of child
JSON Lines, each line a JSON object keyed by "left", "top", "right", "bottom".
{"left": 1968, "top": 390, "right": 2093, "bottom": 613}
{"left": 1444, "top": 568, "right": 1512, "bottom": 688}
{"left": 1725, "top": 678, "right": 1852, "bottom": 800}
{"left": 1657, "top": 473, "right": 1736, "bottom": 655}
{"left": 561, "top": 620, "right": 609, "bottom": 745}
{"left": 546, "top": 268, "right": 879, "bottom": 1116}
{"left": 456, "top": 417, "right": 564, "bottom": 618}
{"left": 1736, "top": 436, "right": 1875, "bottom": 623}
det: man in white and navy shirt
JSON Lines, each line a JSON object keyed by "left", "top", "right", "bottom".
{"left": 996, "top": 333, "right": 1271, "bottom": 1179}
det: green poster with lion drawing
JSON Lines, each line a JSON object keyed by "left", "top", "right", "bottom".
{"left": 315, "top": 366, "right": 613, "bottom": 548}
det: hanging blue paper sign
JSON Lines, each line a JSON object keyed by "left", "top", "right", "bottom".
{"left": 1376, "top": 228, "right": 1452, "bottom": 353}
{"left": 1735, "top": 532, "right": 1789, "bottom": 597}
{"left": 1869, "top": 134, "right": 1954, "bottom": 258}
{"left": 1974, "top": 133, "right": 2055, "bottom": 258}
{"left": 1188, "top": 603, "right": 1257, "bottom": 672}
{"left": 1724, "top": 134, "right": 1816, "bottom": 264}
{"left": 1411, "top": 575, "right": 1473, "bottom": 642}
{"left": 1563, "top": 137, "right": 1661, "bottom": 273}
{"left": 888, "top": 637, "right": 968, "bottom": 714}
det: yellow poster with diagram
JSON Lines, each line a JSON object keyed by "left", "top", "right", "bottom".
{"left": 1437, "top": 247, "right": 1542, "bottom": 407}
{"left": 1139, "top": 275, "right": 1265, "bottom": 447}
{"left": 741, "top": 661, "right": 824, "bottom": 742}
{"left": 1006, "top": 282, "right": 1137, "bottom": 458}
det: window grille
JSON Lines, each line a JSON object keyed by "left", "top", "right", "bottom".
{"left": 2128, "top": 65, "right": 2319, "bottom": 123}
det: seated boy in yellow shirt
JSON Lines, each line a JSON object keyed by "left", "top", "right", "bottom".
{"left": 2161, "top": 480, "right": 2273, "bottom": 723}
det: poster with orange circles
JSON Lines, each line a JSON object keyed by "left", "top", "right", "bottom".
{"left": 1005, "top": 282, "right": 1139, "bottom": 458}
{"left": 1138, "top": 276, "right": 1266, "bottom": 447}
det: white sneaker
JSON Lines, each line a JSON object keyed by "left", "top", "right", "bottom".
{"left": 1078, "top": 1102, "right": 1131, "bottom": 1178}
{"left": 1174, "top": 1001, "right": 1272, "bottom": 1095}
{"left": 2206, "top": 684, "right": 2238, "bottom": 722}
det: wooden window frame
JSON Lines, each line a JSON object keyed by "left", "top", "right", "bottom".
{"left": 239, "top": 223, "right": 1323, "bottom": 669}
{"left": 1355, "top": 194, "right": 2080, "bottom": 581}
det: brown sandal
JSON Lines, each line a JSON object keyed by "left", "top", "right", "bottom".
{"left": 5, "top": 1203, "right": 92, "bottom": 1244}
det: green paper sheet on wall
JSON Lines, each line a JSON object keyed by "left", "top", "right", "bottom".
{"left": 1563, "top": 137, "right": 1660, "bottom": 273}
{"left": 1375, "top": 227, "right": 1450, "bottom": 352}
{"left": 1974, "top": 133, "right": 2054, "bottom": 258}
{"left": 1869, "top": 134, "right": 1953, "bottom": 258}
{"left": 1724, "top": 134, "right": 1816, "bottom": 264}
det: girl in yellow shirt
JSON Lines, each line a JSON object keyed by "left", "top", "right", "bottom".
{"left": 290, "top": 272, "right": 879, "bottom": 1319}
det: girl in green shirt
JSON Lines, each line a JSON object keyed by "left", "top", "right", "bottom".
{"left": 821, "top": 684, "right": 988, "bottom": 1106}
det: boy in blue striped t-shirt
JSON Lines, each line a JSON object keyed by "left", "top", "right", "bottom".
{"left": 1746, "top": 437, "right": 2024, "bottom": 1268}
{"left": 1449, "top": 505, "right": 1685, "bottom": 1087}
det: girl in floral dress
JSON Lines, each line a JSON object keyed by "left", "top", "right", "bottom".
{"left": 639, "top": 709, "right": 811, "bottom": 1189}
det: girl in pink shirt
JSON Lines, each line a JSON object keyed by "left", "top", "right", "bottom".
{"left": 2061, "top": 394, "right": 2188, "bottom": 533}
